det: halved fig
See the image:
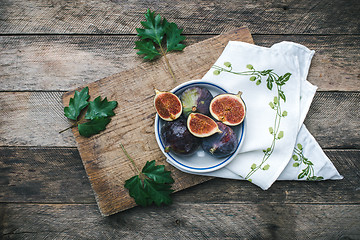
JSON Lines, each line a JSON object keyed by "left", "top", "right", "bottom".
{"left": 154, "top": 89, "right": 182, "bottom": 121}
{"left": 202, "top": 122, "right": 238, "bottom": 158}
{"left": 161, "top": 119, "right": 201, "bottom": 155}
{"left": 180, "top": 86, "right": 213, "bottom": 117}
{"left": 209, "top": 91, "right": 246, "bottom": 126}
{"left": 187, "top": 113, "right": 221, "bottom": 138}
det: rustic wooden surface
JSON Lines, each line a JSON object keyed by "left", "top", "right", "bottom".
{"left": 61, "top": 28, "right": 253, "bottom": 216}
{"left": 1, "top": 0, "right": 359, "bottom": 238}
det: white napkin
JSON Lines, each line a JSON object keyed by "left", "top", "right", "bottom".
{"left": 167, "top": 41, "right": 343, "bottom": 190}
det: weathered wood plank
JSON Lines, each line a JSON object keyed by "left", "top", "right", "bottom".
{"left": 60, "top": 28, "right": 254, "bottom": 216}
{"left": 0, "top": 0, "right": 359, "bottom": 34}
{"left": 0, "top": 147, "right": 94, "bottom": 203}
{"left": 1, "top": 203, "right": 359, "bottom": 239}
{"left": 0, "top": 91, "right": 76, "bottom": 147}
{"left": 1, "top": 147, "right": 358, "bottom": 204}
{"left": 0, "top": 35, "right": 359, "bottom": 91}
{"left": 0, "top": 91, "right": 359, "bottom": 148}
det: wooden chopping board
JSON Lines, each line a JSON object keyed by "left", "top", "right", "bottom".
{"left": 62, "top": 27, "right": 254, "bottom": 216}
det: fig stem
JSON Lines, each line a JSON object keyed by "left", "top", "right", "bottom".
{"left": 209, "top": 147, "right": 217, "bottom": 154}
{"left": 159, "top": 44, "right": 176, "bottom": 83}
{"left": 120, "top": 142, "right": 141, "bottom": 175}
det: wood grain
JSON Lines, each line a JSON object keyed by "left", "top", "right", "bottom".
{"left": 0, "top": 0, "right": 359, "bottom": 34}
{"left": 0, "top": 0, "right": 359, "bottom": 237}
{"left": 0, "top": 147, "right": 358, "bottom": 204}
{"left": 1, "top": 203, "right": 359, "bottom": 239}
{"left": 1, "top": 91, "right": 359, "bottom": 148}
{"left": 60, "top": 28, "right": 254, "bottom": 216}
{"left": 1, "top": 35, "right": 359, "bottom": 91}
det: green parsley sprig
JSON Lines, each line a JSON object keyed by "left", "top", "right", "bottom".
{"left": 135, "top": 9, "right": 186, "bottom": 82}
{"left": 60, "top": 87, "right": 118, "bottom": 137}
{"left": 120, "top": 143, "right": 174, "bottom": 207}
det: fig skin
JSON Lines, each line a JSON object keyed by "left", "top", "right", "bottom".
{"left": 161, "top": 118, "right": 201, "bottom": 155}
{"left": 202, "top": 122, "right": 238, "bottom": 158}
{"left": 180, "top": 86, "right": 213, "bottom": 118}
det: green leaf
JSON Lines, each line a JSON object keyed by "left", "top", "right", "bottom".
{"left": 266, "top": 76, "right": 273, "bottom": 90}
{"left": 250, "top": 76, "right": 256, "bottom": 81}
{"left": 165, "top": 21, "right": 186, "bottom": 52}
{"left": 275, "top": 75, "right": 283, "bottom": 85}
{"left": 278, "top": 131, "right": 284, "bottom": 139}
{"left": 262, "top": 164, "right": 270, "bottom": 170}
{"left": 213, "top": 70, "right": 220, "bottom": 75}
{"left": 246, "top": 64, "right": 254, "bottom": 70}
{"left": 256, "top": 80, "right": 261, "bottom": 85}
{"left": 251, "top": 163, "right": 257, "bottom": 170}
{"left": 142, "top": 160, "right": 174, "bottom": 184}
{"left": 279, "top": 90, "right": 286, "bottom": 102}
{"left": 282, "top": 111, "right": 288, "bottom": 117}
{"left": 85, "top": 96, "right": 118, "bottom": 120}
{"left": 134, "top": 40, "right": 161, "bottom": 60}
{"left": 269, "top": 102, "right": 275, "bottom": 109}
{"left": 282, "top": 73, "right": 291, "bottom": 83}
{"left": 297, "top": 143, "right": 303, "bottom": 150}
{"left": 64, "top": 87, "right": 90, "bottom": 120}
{"left": 143, "top": 178, "right": 173, "bottom": 206}
{"left": 273, "top": 96, "right": 278, "bottom": 104}
{"left": 298, "top": 169, "right": 307, "bottom": 179}
{"left": 78, "top": 117, "right": 111, "bottom": 137}
{"left": 124, "top": 175, "right": 153, "bottom": 206}
{"left": 124, "top": 160, "right": 174, "bottom": 207}
{"left": 293, "top": 162, "right": 300, "bottom": 167}
{"left": 136, "top": 9, "right": 165, "bottom": 44}
{"left": 292, "top": 155, "right": 298, "bottom": 161}
{"left": 269, "top": 127, "right": 274, "bottom": 134}
{"left": 224, "top": 62, "right": 231, "bottom": 68}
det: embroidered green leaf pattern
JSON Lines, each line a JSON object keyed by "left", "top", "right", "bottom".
{"left": 211, "top": 62, "right": 293, "bottom": 179}
{"left": 292, "top": 143, "right": 323, "bottom": 181}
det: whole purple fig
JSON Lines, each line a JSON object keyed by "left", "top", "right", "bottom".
{"left": 161, "top": 119, "right": 201, "bottom": 155}
{"left": 180, "top": 86, "right": 213, "bottom": 117}
{"left": 202, "top": 122, "right": 238, "bottom": 158}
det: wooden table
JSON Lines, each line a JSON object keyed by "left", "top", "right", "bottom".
{"left": 1, "top": 1, "right": 359, "bottom": 239}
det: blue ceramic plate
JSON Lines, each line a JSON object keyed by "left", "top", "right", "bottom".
{"left": 155, "top": 80, "right": 245, "bottom": 173}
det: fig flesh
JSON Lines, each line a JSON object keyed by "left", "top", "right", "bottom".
{"left": 154, "top": 89, "right": 182, "bottom": 121}
{"left": 180, "top": 86, "right": 213, "bottom": 117}
{"left": 210, "top": 91, "right": 246, "bottom": 126}
{"left": 187, "top": 113, "right": 221, "bottom": 138}
{"left": 161, "top": 118, "right": 201, "bottom": 155}
{"left": 202, "top": 122, "right": 238, "bottom": 158}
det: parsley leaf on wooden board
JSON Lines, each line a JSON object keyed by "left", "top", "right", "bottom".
{"left": 134, "top": 40, "right": 161, "bottom": 60}
{"left": 121, "top": 144, "right": 174, "bottom": 207}
{"left": 136, "top": 9, "right": 165, "bottom": 44}
{"left": 165, "top": 22, "right": 186, "bottom": 52}
{"left": 64, "top": 87, "right": 90, "bottom": 120}
{"left": 135, "top": 9, "right": 186, "bottom": 82}
{"left": 62, "top": 88, "right": 117, "bottom": 138}
{"left": 85, "top": 96, "right": 117, "bottom": 120}
{"left": 78, "top": 117, "right": 111, "bottom": 138}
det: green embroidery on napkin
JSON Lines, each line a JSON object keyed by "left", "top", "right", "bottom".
{"left": 212, "top": 62, "right": 291, "bottom": 180}
{"left": 292, "top": 143, "right": 324, "bottom": 181}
